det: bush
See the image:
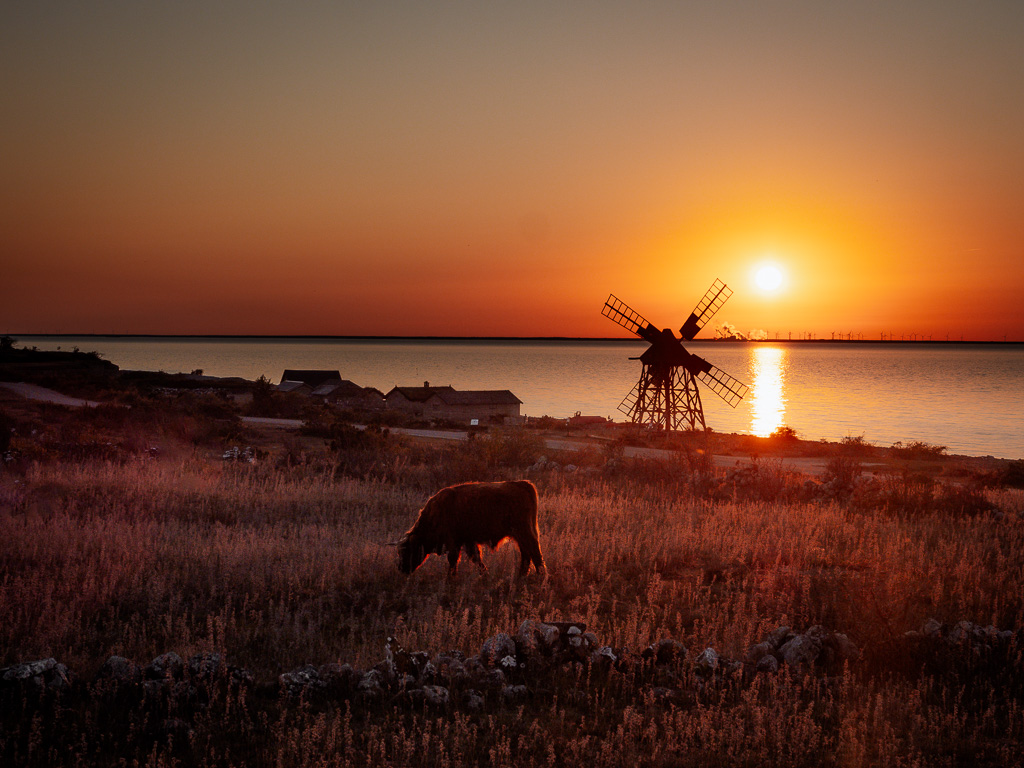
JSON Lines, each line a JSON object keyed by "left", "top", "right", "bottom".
{"left": 852, "top": 470, "right": 935, "bottom": 515}
{"left": 840, "top": 434, "right": 875, "bottom": 456}
{"left": 935, "top": 482, "right": 997, "bottom": 517}
{"left": 247, "top": 375, "right": 277, "bottom": 416}
{"left": 891, "top": 440, "right": 947, "bottom": 459}
{"left": 476, "top": 429, "right": 544, "bottom": 468}
{"left": 770, "top": 425, "right": 799, "bottom": 442}
{"left": 998, "top": 460, "right": 1024, "bottom": 488}
{"left": 819, "top": 454, "right": 860, "bottom": 489}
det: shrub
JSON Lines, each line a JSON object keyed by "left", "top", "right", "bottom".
{"left": 245, "top": 376, "right": 278, "bottom": 417}
{"left": 935, "top": 482, "right": 997, "bottom": 517}
{"left": 998, "top": 460, "right": 1024, "bottom": 488}
{"left": 770, "top": 425, "right": 799, "bottom": 441}
{"left": 822, "top": 455, "right": 862, "bottom": 496}
{"left": 891, "top": 440, "right": 947, "bottom": 459}
{"left": 476, "top": 428, "right": 544, "bottom": 468}
{"left": 840, "top": 434, "right": 875, "bottom": 456}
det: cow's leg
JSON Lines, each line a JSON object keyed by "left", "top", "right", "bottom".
{"left": 530, "top": 541, "right": 547, "bottom": 576}
{"left": 514, "top": 538, "right": 536, "bottom": 577}
{"left": 447, "top": 547, "right": 461, "bottom": 576}
{"left": 517, "top": 536, "right": 546, "bottom": 577}
{"left": 465, "top": 543, "right": 488, "bottom": 573}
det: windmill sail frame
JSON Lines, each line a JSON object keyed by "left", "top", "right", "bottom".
{"left": 602, "top": 280, "right": 749, "bottom": 431}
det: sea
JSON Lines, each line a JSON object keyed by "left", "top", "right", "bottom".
{"left": 14, "top": 337, "right": 1024, "bottom": 459}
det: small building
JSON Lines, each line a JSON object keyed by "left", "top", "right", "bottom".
{"left": 311, "top": 380, "right": 384, "bottom": 410}
{"left": 384, "top": 381, "right": 522, "bottom": 424}
{"left": 279, "top": 370, "right": 343, "bottom": 388}
{"left": 277, "top": 380, "right": 313, "bottom": 396}
{"left": 568, "top": 412, "right": 610, "bottom": 427}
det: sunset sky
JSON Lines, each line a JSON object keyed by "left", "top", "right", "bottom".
{"left": 3, "top": 1, "right": 1022, "bottom": 339}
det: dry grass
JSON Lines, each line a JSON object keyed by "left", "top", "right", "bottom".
{"left": 2, "top": 422, "right": 1023, "bottom": 766}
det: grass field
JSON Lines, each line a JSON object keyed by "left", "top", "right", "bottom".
{"left": 2, "top": 397, "right": 1023, "bottom": 766}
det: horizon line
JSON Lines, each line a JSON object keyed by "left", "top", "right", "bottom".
{"left": 5, "top": 333, "right": 1022, "bottom": 345}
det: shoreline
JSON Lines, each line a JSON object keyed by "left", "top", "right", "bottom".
{"left": 7, "top": 333, "right": 1023, "bottom": 345}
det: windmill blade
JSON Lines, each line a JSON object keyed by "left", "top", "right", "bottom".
{"left": 682, "top": 350, "right": 748, "bottom": 407}
{"left": 602, "top": 295, "right": 658, "bottom": 341}
{"left": 679, "top": 279, "right": 732, "bottom": 340}
{"left": 696, "top": 364, "right": 749, "bottom": 408}
{"left": 616, "top": 380, "right": 641, "bottom": 418}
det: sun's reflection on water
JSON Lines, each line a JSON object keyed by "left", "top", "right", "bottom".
{"left": 750, "top": 346, "right": 787, "bottom": 437}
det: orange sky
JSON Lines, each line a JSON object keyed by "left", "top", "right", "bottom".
{"left": 2, "top": 2, "right": 1022, "bottom": 339}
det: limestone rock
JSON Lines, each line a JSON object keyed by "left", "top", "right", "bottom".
{"left": 695, "top": 647, "right": 719, "bottom": 676}
{"left": 744, "top": 641, "right": 774, "bottom": 664}
{"left": 434, "top": 654, "right": 469, "bottom": 685}
{"left": 421, "top": 684, "right": 450, "bottom": 708}
{"left": 501, "top": 684, "right": 528, "bottom": 704}
{"left": 513, "top": 620, "right": 547, "bottom": 661}
{"left": 767, "top": 626, "right": 793, "bottom": 648}
{"left": 96, "top": 655, "right": 141, "bottom": 685}
{"left": 643, "top": 638, "right": 687, "bottom": 665}
{"left": 831, "top": 632, "right": 860, "bottom": 661}
{"left": 479, "top": 668, "right": 506, "bottom": 690}
{"left": 481, "top": 633, "right": 517, "bottom": 668}
{"left": 318, "top": 663, "right": 361, "bottom": 697}
{"left": 357, "top": 669, "right": 387, "bottom": 703}
{"left": 1, "top": 658, "right": 71, "bottom": 695}
{"left": 145, "top": 652, "right": 184, "bottom": 681}
{"left": 187, "top": 652, "right": 223, "bottom": 681}
{"left": 779, "top": 634, "right": 822, "bottom": 668}
{"left": 590, "top": 646, "right": 618, "bottom": 669}
{"left": 279, "top": 665, "right": 319, "bottom": 697}
{"left": 462, "top": 689, "right": 485, "bottom": 712}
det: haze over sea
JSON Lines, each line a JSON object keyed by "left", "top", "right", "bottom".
{"left": 19, "top": 337, "right": 1024, "bottom": 460}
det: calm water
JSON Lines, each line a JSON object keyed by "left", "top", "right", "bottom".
{"left": 17, "top": 337, "right": 1024, "bottom": 459}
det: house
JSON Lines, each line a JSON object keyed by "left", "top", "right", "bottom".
{"left": 277, "top": 380, "right": 313, "bottom": 395}
{"left": 384, "top": 381, "right": 522, "bottom": 424}
{"left": 310, "top": 380, "right": 384, "bottom": 410}
{"left": 279, "top": 370, "right": 342, "bottom": 388}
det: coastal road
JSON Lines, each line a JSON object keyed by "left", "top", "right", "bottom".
{"left": 543, "top": 437, "right": 831, "bottom": 475}
{"left": 0, "top": 381, "right": 108, "bottom": 408}
{"left": 2, "top": 385, "right": 831, "bottom": 475}
{"left": 240, "top": 418, "right": 832, "bottom": 476}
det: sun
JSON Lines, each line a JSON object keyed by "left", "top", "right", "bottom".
{"left": 754, "top": 264, "right": 785, "bottom": 293}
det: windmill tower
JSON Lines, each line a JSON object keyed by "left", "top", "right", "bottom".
{"left": 602, "top": 279, "right": 749, "bottom": 430}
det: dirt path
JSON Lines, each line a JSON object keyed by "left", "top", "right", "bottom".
{"left": 239, "top": 420, "right": 835, "bottom": 476}
{"left": 3, "top": 384, "right": 838, "bottom": 476}
{"left": 0, "top": 382, "right": 107, "bottom": 408}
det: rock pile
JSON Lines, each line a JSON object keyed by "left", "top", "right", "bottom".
{"left": 743, "top": 625, "right": 860, "bottom": 673}
{"left": 22, "top": 617, "right": 997, "bottom": 722}
{"left": 0, "top": 657, "right": 72, "bottom": 698}
{"left": 906, "top": 618, "right": 1018, "bottom": 654}
{"left": 222, "top": 446, "right": 257, "bottom": 463}
{"left": 527, "top": 456, "right": 579, "bottom": 474}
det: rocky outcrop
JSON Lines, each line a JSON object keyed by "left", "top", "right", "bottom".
{"left": 13, "top": 615, "right": 1020, "bottom": 729}
{"left": 0, "top": 658, "right": 72, "bottom": 698}
{"left": 741, "top": 625, "right": 861, "bottom": 673}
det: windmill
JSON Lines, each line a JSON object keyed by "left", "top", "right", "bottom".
{"left": 602, "top": 280, "right": 749, "bottom": 431}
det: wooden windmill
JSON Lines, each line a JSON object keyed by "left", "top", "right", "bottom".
{"left": 602, "top": 280, "right": 749, "bottom": 430}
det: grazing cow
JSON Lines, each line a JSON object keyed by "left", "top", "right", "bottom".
{"left": 397, "top": 480, "right": 545, "bottom": 577}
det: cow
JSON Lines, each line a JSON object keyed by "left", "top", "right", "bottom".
{"left": 397, "top": 480, "right": 546, "bottom": 577}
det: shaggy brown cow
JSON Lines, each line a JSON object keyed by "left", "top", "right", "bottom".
{"left": 397, "top": 480, "right": 545, "bottom": 577}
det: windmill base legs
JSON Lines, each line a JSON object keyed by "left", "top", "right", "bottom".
{"left": 627, "top": 365, "right": 706, "bottom": 431}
